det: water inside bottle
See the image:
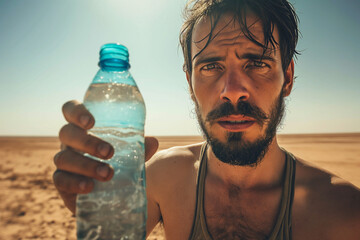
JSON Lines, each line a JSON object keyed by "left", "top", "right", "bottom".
{"left": 77, "top": 82, "right": 146, "bottom": 240}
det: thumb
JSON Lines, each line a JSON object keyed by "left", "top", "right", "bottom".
{"left": 145, "top": 136, "right": 159, "bottom": 161}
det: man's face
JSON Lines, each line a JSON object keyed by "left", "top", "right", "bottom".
{"left": 187, "top": 13, "right": 294, "bottom": 166}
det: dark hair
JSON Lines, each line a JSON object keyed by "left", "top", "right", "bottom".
{"left": 180, "top": 0, "right": 300, "bottom": 73}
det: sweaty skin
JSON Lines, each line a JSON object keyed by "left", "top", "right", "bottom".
{"left": 54, "top": 12, "right": 360, "bottom": 240}
{"left": 146, "top": 143, "right": 360, "bottom": 239}
{"left": 147, "top": 13, "right": 360, "bottom": 239}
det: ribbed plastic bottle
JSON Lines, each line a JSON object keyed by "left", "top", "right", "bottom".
{"left": 76, "top": 43, "right": 147, "bottom": 240}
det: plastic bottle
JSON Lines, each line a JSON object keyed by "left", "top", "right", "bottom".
{"left": 76, "top": 43, "right": 146, "bottom": 240}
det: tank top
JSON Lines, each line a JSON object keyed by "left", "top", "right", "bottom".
{"left": 188, "top": 143, "right": 296, "bottom": 240}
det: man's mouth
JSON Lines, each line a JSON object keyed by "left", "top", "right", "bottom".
{"left": 216, "top": 115, "right": 256, "bottom": 132}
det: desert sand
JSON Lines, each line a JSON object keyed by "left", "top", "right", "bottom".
{"left": 1, "top": 133, "right": 359, "bottom": 239}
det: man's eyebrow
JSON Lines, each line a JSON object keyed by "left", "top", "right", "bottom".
{"left": 193, "top": 56, "right": 225, "bottom": 68}
{"left": 237, "top": 52, "right": 276, "bottom": 62}
{"left": 193, "top": 51, "right": 276, "bottom": 68}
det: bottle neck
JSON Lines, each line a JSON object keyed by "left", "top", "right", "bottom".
{"left": 99, "top": 59, "right": 130, "bottom": 72}
{"left": 92, "top": 68, "right": 136, "bottom": 86}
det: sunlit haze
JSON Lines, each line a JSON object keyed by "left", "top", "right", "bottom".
{"left": 0, "top": 0, "right": 359, "bottom": 136}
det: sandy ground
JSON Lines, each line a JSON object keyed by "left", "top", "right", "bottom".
{"left": 0, "top": 133, "right": 359, "bottom": 239}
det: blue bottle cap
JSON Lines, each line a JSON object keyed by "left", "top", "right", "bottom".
{"left": 99, "top": 43, "right": 130, "bottom": 70}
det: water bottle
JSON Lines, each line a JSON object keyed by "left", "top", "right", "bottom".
{"left": 76, "top": 43, "right": 147, "bottom": 240}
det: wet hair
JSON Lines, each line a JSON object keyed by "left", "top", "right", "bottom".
{"left": 179, "top": 0, "right": 300, "bottom": 73}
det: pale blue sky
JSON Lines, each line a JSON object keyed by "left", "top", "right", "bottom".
{"left": 0, "top": 0, "right": 359, "bottom": 136}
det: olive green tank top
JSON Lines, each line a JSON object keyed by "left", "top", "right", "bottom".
{"left": 188, "top": 143, "right": 296, "bottom": 240}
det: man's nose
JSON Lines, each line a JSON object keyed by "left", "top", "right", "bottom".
{"left": 219, "top": 70, "right": 250, "bottom": 105}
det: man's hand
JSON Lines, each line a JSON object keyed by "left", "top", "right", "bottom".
{"left": 53, "top": 100, "right": 159, "bottom": 214}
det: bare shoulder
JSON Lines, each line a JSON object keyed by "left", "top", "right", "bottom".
{"left": 145, "top": 142, "right": 204, "bottom": 202}
{"left": 292, "top": 157, "right": 360, "bottom": 239}
{"left": 146, "top": 142, "right": 204, "bottom": 174}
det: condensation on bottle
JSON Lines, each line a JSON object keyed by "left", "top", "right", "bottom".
{"left": 76, "top": 43, "right": 147, "bottom": 240}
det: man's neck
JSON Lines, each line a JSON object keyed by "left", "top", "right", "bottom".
{"left": 206, "top": 136, "right": 286, "bottom": 190}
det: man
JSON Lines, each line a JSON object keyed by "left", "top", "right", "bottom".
{"left": 53, "top": 0, "right": 360, "bottom": 239}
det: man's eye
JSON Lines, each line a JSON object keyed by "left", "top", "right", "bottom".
{"left": 251, "top": 61, "right": 267, "bottom": 68}
{"left": 201, "top": 63, "right": 221, "bottom": 71}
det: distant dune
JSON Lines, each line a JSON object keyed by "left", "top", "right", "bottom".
{"left": 0, "top": 133, "right": 359, "bottom": 239}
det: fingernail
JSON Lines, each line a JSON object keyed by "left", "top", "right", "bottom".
{"left": 79, "top": 181, "right": 87, "bottom": 191}
{"left": 97, "top": 165, "right": 110, "bottom": 178}
{"left": 80, "top": 115, "right": 90, "bottom": 127}
{"left": 98, "top": 143, "right": 111, "bottom": 158}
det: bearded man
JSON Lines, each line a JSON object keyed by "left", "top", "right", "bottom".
{"left": 53, "top": 0, "right": 360, "bottom": 239}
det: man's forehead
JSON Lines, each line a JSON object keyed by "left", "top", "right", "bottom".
{"left": 191, "top": 13, "right": 279, "bottom": 57}
{"left": 193, "top": 13, "right": 261, "bottom": 38}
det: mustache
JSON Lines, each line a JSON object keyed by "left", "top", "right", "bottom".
{"left": 205, "top": 101, "right": 269, "bottom": 125}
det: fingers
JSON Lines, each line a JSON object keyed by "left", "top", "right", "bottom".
{"left": 53, "top": 136, "right": 158, "bottom": 215}
{"left": 57, "top": 190, "right": 77, "bottom": 215}
{"left": 59, "top": 124, "right": 114, "bottom": 159}
{"left": 54, "top": 137, "right": 155, "bottom": 188}
{"left": 145, "top": 136, "right": 159, "bottom": 161}
{"left": 52, "top": 147, "right": 115, "bottom": 215}
{"left": 58, "top": 99, "right": 159, "bottom": 215}
{"left": 52, "top": 170, "right": 94, "bottom": 215}
{"left": 53, "top": 169, "right": 94, "bottom": 194}
{"left": 54, "top": 150, "right": 114, "bottom": 182}
{"left": 62, "top": 100, "right": 95, "bottom": 130}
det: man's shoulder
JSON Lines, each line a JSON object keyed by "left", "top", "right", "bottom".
{"left": 146, "top": 142, "right": 204, "bottom": 170}
{"left": 145, "top": 142, "right": 204, "bottom": 197}
{"left": 292, "top": 157, "right": 360, "bottom": 239}
{"left": 294, "top": 157, "right": 360, "bottom": 202}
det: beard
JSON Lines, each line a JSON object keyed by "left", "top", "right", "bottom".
{"left": 193, "top": 90, "right": 285, "bottom": 167}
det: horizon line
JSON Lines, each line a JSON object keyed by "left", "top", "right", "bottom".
{"left": 0, "top": 132, "right": 360, "bottom": 138}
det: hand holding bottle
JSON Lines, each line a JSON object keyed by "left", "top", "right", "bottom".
{"left": 53, "top": 100, "right": 158, "bottom": 214}
{"left": 54, "top": 44, "right": 157, "bottom": 239}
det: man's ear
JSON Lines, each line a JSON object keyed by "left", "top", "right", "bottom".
{"left": 186, "top": 71, "right": 191, "bottom": 85}
{"left": 186, "top": 71, "right": 197, "bottom": 102}
{"left": 283, "top": 59, "right": 294, "bottom": 97}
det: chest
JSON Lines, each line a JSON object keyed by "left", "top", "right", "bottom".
{"left": 204, "top": 183, "right": 283, "bottom": 240}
